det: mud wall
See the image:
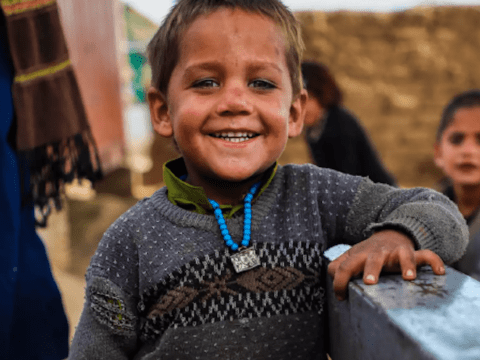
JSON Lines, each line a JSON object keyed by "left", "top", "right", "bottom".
{"left": 289, "top": 6, "right": 480, "bottom": 188}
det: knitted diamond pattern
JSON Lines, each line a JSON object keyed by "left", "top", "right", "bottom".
{"left": 139, "top": 241, "right": 325, "bottom": 341}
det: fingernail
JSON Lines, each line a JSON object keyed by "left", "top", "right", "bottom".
{"left": 406, "top": 269, "right": 414, "bottom": 277}
{"left": 366, "top": 274, "right": 375, "bottom": 282}
{"left": 438, "top": 266, "right": 445, "bottom": 274}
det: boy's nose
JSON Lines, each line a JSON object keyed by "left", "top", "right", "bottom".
{"left": 460, "top": 137, "right": 480, "bottom": 155}
{"left": 216, "top": 85, "right": 253, "bottom": 115}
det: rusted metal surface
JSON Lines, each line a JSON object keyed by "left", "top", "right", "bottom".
{"left": 324, "top": 245, "right": 480, "bottom": 360}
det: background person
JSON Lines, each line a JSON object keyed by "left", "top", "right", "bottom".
{"left": 301, "top": 61, "right": 396, "bottom": 186}
{"left": 434, "top": 89, "right": 480, "bottom": 281}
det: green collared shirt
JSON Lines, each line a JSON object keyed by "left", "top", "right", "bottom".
{"left": 163, "top": 158, "right": 277, "bottom": 219}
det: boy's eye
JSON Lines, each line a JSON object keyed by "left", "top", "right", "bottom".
{"left": 192, "top": 79, "right": 219, "bottom": 88}
{"left": 448, "top": 133, "right": 464, "bottom": 145}
{"left": 249, "top": 79, "right": 276, "bottom": 90}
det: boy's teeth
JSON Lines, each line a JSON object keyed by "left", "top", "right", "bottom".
{"left": 213, "top": 132, "right": 256, "bottom": 142}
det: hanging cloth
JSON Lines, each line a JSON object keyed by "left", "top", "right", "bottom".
{"left": 0, "top": 6, "right": 69, "bottom": 359}
{"left": 0, "top": 0, "right": 102, "bottom": 226}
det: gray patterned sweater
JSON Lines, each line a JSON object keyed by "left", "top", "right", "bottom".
{"left": 69, "top": 164, "right": 468, "bottom": 360}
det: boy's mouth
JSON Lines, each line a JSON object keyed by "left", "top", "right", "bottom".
{"left": 210, "top": 132, "right": 259, "bottom": 143}
{"left": 457, "top": 163, "right": 478, "bottom": 171}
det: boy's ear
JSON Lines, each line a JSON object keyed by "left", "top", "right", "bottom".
{"left": 288, "top": 89, "right": 308, "bottom": 138}
{"left": 147, "top": 87, "right": 173, "bottom": 137}
{"left": 433, "top": 142, "right": 444, "bottom": 169}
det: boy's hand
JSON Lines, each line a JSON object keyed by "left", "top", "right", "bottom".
{"left": 327, "top": 230, "right": 446, "bottom": 301}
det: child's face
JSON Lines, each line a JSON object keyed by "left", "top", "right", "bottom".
{"left": 304, "top": 94, "right": 324, "bottom": 127}
{"left": 434, "top": 106, "right": 480, "bottom": 187}
{"left": 149, "top": 8, "right": 306, "bottom": 188}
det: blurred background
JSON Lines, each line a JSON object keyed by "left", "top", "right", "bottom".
{"left": 38, "top": 0, "right": 480, "bottom": 341}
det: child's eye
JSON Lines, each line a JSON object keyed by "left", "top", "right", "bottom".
{"left": 448, "top": 133, "right": 464, "bottom": 145}
{"left": 249, "top": 79, "right": 276, "bottom": 90}
{"left": 192, "top": 79, "right": 219, "bottom": 88}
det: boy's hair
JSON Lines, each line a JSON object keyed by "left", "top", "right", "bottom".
{"left": 437, "top": 89, "right": 480, "bottom": 141}
{"left": 147, "top": 0, "right": 304, "bottom": 98}
{"left": 301, "top": 61, "right": 342, "bottom": 109}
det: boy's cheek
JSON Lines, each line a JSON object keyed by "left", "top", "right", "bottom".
{"left": 433, "top": 143, "right": 446, "bottom": 170}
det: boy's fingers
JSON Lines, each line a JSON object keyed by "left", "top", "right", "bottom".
{"left": 327, "top": 251, "right": 350, "bottom": 278}
{"left": 327, "top": 256, "right": 342, "bottom": 278}
{"left": 328, "top": 248, "right": 445, "bottom": 302}
{"left": 397, "top": 246, "right": 417, "bottom": 280}
{"left": 414, "top": 250, "right": 446, "bottom": 275}
{"left": 362, "top": 250, "right": 389, "bottom": 285}
{"left": 330, "top": 254, "right": 366, "bottom": 300}
{"left": 327, "top": 244, "right": 367, "bottom": 277}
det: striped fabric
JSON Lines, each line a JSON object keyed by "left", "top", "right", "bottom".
{"left": 0, "top": 0, "right": 55, "bottom": 15}
{"left": 0, "top": 1, "right": 102, "bottom": 225}
{"left": 14, "top": 58, "right": 71, "bottom": 83}
{"left": 1, "top": 0, "right": 86, "bottom": 149}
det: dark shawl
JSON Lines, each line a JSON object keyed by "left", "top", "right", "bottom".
{"left": 306, "top": 106, "right": 396, "bottom": 186}
{"left": 441, "top": 181, "right": 480, "bottom": 281}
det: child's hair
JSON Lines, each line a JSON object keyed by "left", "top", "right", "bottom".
{"left": 147, "top": 0, "right": 304, "bottom": 98}
{"left": 301, "top": 61, "right": 342, "bottom": 110}
{"left": 437, "top": 89, "right": 480, "bottom": 141}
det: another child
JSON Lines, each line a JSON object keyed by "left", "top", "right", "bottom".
{"left": 434, "top": 89, "right": 480, "bottom": 281}
{"left": 69, "top": 1, "right": 468, "bottom": 359}
{"left": 301, "top": 61, "right": 396, "bottom": 186}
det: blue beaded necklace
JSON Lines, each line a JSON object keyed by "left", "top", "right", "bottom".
{"left": 208, "top": 181, "right": 260, "bottom": 251}
{"left": 208, "top": 181, "right": 262, "bottom": 272}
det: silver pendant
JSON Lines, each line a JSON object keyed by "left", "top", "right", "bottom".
{"left": 230, "top": 247, "right": 260, "bottom": 273}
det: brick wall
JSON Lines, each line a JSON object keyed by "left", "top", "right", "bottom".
{"left": 282, "top": 6, "right": 480, "bottom": 188}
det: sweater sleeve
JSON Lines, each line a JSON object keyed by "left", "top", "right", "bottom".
{"left": 344, "top": 178, "right": 469, "bottom": 264}
{"left": 68, "top": 207, "right": 141, "bottom": 359}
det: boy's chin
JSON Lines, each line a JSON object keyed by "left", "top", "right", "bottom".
{"left": 208, "top": 167, "right": 271, "bottom": 185}
{"left": 212, "top": 173, "right": 262, "bottom": 185}
{"left": 457, "top": 180, "right": 480, "bottom": 188}
{"left": 451, "top": 175, "right": 480, "bottom": 187}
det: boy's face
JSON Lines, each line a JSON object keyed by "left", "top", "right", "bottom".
{"left": 434, "top": 106, "right": 480, "bottom": 187}
{"left": 149, "top": 8, "right": 306, "bottom": 189}
{"left": 304, "top": 94, "right": 324, "bottom": 127}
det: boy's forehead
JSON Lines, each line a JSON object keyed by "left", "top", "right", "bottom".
{"left": 177, "top": 8, "right": 287, "bottom": 64}
{"left": 442, "top": 106, "right": 480, "bottom": 135}
{"left": 190, "top": 9, "right": 281, "bottom": 34}
{"left": 452, "top": 106, "right": 480, "bottom": 124}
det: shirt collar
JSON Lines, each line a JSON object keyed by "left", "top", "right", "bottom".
{"left": 163, "top": 157, "right": 277, "bottom": 218}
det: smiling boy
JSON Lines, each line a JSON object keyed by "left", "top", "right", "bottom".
{"left": 69, "top": 1, "right": 468, "bottom": 359}
{"left": 148, "top": 7, "right": 300, "bottom": 204}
